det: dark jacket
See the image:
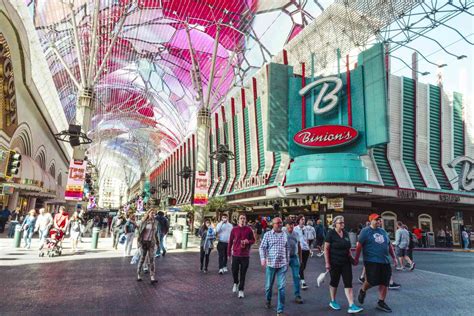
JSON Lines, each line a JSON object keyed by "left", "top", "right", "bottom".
{"left": 137, "top": 219, "right": 158, "bottom": 247}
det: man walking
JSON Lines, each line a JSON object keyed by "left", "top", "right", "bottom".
{"left": 294, "top": 215, "right": 310, "bottom": 289}
{"left": 354, "top": 213, "right": 397, "bottom": 313}
{"left": 0, "top": 206, "right": 11, "bottom": 233}
{"left": 216, "top": 214, "right": 233, "bottom": 274}
{"left": 110, "top": 211, "right": 125, "bottom": 250}
{"left": 284, "top": 220, "right": 304, "bottom": 304}
{"left": 155, "top": 211, "right": 169, "bottom": 257}
{"left": 315, "top": 219, "right": 326, "bottom": 257}
{"left": 260, "top": 217, "right": 289, "bottom": 316}
{"left": 228, "top": 214, "right": 255, "bottom": 298}
{"left": 394, "top": 222, "right": 415, "bottom": 271}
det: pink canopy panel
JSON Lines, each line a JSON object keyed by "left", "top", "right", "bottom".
{"left": 25, "top": 0, "right": 328, "bottom": 166}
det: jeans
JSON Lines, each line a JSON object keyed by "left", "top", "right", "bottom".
{"left": 23, "top": 230, "right": 33, "bottom": 248}
{"left": 299, "top": 250, "right": 310, "bottom": 280}
{"left": 289, "top": 255, "right": 301, "bottom": 297}
{"left": 124, "top": 232, "right": 134, "bottom": 256}
{"left": 463, "top": 237, "right": 470, "bottom": 249}
{"left": 200, "top": 247, "right": 212, "bottom": 270}
{"left": 265, "top": 266, "right": 287, "bottom": 313}
{"left": 39, "top": 228, "right": 49, "bottom": 245}
{"left": 8, "top": 221, "right": 18, "bottom": 238}
{"left": 113, "top": 229, "right": 121, "bottom": 249}
{"left": 217, "top": 241, "right": 228, "bottom": 269}
{"left": 156, "top": 234, "right": 167, "bottom": 256}
{"left": 232, "top": 256, "right": 249, "bottom": 291}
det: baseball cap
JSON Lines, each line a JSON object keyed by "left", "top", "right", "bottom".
{"left": 368, "top": 213, "right": 381, "bottom": 221}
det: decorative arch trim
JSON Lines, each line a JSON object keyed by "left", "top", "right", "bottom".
{"left": 9, "top": 122, "right": 32, "bottom": 156}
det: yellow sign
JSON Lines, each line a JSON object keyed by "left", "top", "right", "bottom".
{"left": 311, "top": 203, "right": 319, "bottom": 212}
{"left": 327, "top": 197, "right": 344, "bottom": 210}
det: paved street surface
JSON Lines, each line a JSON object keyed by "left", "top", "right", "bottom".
{"left": 1, "top": 237, "right": 473, "bottom": 316}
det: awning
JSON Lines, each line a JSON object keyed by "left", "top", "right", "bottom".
{"left": 42, "top": 172, "right": 57, "bottom": 195}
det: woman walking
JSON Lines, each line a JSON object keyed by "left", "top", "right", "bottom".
{"left": 198, "top": 219, "right": 216, "bottom": 273}
{"left": 324, "top": 215, "right": 363, "bottom": 314}
{"left": 21, "top": 209, "right": 37, "bottom": 249}
{"left": 124, "top": 214, "right": 138, "bottom": 256}
{"left": 68, "top": 211, "right": 82, "bottom": 253}
{"left": 136, "top": 209, "right": 158, "bottom": 284}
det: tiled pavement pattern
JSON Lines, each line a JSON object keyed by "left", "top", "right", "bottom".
{"left": 1, "top": 244, "right": 473, "bottom": 316}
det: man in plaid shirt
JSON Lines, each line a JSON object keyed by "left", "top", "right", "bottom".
{"left": 259, "top": 217, "right": 289, "bottom": 316}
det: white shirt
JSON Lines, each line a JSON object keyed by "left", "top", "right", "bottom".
{"left": 216, "top": 221, "right": 233, "bottom": 242}
{"left": 304, "top": 225, "right": 317, "bottom": 240}
{"left": 35, "top": 213, "right": 53, "bottom": 231}
{"left": 294, "top": 225, "right": 310, "bottom": 251}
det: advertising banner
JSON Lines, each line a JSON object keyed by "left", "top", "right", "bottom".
{"left": 65, "top": 159, "right": 86, "bottom": 201}
{"left": 193, "top": 171, "right": 209, "bottom": 206}
{"left": 327, "top": 197, "right": 344, "bottom": 210}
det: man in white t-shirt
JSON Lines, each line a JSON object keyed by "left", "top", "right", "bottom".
{"left": 294, "top": 215, "right": 311, "bottom": 289}
{"left": 216, "top": 214, "right": 233, "bottom": 274}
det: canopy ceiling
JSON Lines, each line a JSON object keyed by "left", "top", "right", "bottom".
{"left": 24, "top": 0, "right": 331, "bottom": 180}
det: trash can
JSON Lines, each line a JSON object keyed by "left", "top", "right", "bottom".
{"left": 182, "top": 226, "right": 189, "bottom": 250}
{"left": 349, "top": 232, "right": 357, "bottom": 248}
{"left": 13, "top": 226, "right": 22, "bottom": 248}
{"left": 427, "top": 232, "right": 435, "bottom": 248}
{"left": 91, "top": 227, "right": 100, "bottom": 249}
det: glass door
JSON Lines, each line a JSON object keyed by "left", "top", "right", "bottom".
{"left": 451, "top": 217, "right": 463, "bottom": 246}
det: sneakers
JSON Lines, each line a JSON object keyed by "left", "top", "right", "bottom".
{"left": 265, "top": 300, "right": 272, "bottom": 309}
{"left": 137, "top": 274, "right": 142, "bottom": 282}
{"left": 150, "top": 275, "right": 158, "bottom": 284}
{"left": 223, "top": 267, "right": 228, "bottom": 273}
{"left": 203, "top": 269, "right": 208, "bottom": 274}
{"left": 295, "top": 296, "right": 303, "bottom": 304}
{"left": 238, "top": 291, "right": 244, "bottom": 298}
{"left": 395, "top": 266, "right": 405, "bottom": 271}
{"left": 409, "top": 262, "right": 416, "bottom": 271}
{"left": 358, "top": 276, "right": 365, "bottom": 284}
{"left": 388, "top": 282, "right": 401, "bottom": 290}
{"left": 300, "top": 280, "right": 308, "bottom": 290}
{"left": 348, "top": 304, "right": 364, "bottom": 314}
{"left": 358, "top": 289, "right": 366, "bottom": 304}
{"left": 232, "top": 283, "right": 238, "bottom": 293}
{"left": 162, "top": 250, "right": 166, "bottom": 257}
{"left": 376, "top": 300, "right": 392, "bottom": 313}
{"left": 218, "top": 269, "right": 224, "bottom": 275}
{"left": 329, "top": 300, "right": 341, "bottom": 310}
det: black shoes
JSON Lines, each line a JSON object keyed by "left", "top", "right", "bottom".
{"left": 265, "top": 301, "right": 272, "bottom": 309}
{"left": 388, "top": 282, "right": 401, "bottom": 290}
{"left": 376, "top": 300, "right": 392, "bottom": 313}
{"left": 358, "top": 289, "right": 366, "bottom": 304}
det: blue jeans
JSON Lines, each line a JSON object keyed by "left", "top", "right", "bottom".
{"left": 155, "top": 234, "right": 167, "bottom": 256}
{"left": 289, "top": 255, "right": 301, "bottom": 297}
{"left": 463, "top": 237, "right": 470, "bottom": 249}
{"left": 23, "top": 230, "right": 33, "bottom": 248}
{"left": 265, "top": 266, "right": 287, "bottom": 313}
{"left": 39, "top": 228, "right": 49, "bottom": 244}
{"left": 8, "top": 221, "right": 18, "bottom": 238}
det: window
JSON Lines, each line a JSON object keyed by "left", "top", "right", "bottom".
{"left": 418, "top": 214, "right": 433, "bottom": 232}
{"left": 381, "top": 211, "right": 397, "bottom": 239}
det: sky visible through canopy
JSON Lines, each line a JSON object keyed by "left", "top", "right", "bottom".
{"left": 24, "top": 0, "right": 332, "bottom": 181}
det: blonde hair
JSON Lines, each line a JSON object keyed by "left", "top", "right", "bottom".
{"left": 28, "top": 209, "right": 36, "bottom": 216}
{"left": 144, "top": 209, "right": 156, "bottom": 221}
{"left": 333, "top": 215, "right": 344, "bottom": 225}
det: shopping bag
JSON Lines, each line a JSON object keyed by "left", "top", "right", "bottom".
{"left": 119, "top": 233, "right": 127, "bottom": 245}
{"left": 130, "top": 249, "right": 140, "bottom": 265}
{"left": 317, "top": 271, "right": 329, "bottom": 287}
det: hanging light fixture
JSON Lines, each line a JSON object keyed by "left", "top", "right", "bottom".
{"left": 209, "top": 144, "right": 235, "bottom": 164}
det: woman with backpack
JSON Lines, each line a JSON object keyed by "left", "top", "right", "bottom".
{"left": 124, "top": 214, "right": 138, "bottom": 256}
{"left": 198, "top": 219, "right": 216, "bottom": 273}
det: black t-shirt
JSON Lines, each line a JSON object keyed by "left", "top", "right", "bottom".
{"left": 325, "top": 229, "right": 351, "bottom": 266}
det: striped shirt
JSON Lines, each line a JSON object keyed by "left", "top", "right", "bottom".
{"left": 259, "top": 230, "right": 289, "bottom": 268}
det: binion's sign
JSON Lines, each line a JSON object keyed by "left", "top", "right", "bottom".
{"left": 293, "top": 125, "right": 358, "bottom": 148}
{"left": 293, "top": 76, "right": 358, "bottom": 149}
{"left": 448, "top": 156, "right": 474, "bottom": 191}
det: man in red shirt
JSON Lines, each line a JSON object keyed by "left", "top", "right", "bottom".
{"left": 228, "top": 214, "right": 255, "bottom": 298}
{"left": 54, "top": 206, "right": 70, "bottom": 232}
{"left": 412, "top": 226, "right": 422, "bottom": 247}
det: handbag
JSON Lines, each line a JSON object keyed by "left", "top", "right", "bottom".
{"left": 130, "top": 249, "right": 140, "bottom": 265}
{"left": 317, "top": 271, "right": 329, "bottom": 287}
{"left": 119, "top": 233, "right": 127, "bottom": 244}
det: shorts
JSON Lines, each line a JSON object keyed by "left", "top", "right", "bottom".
{"left": 364, "top": 262, "right": 391, "bottom": 287}
{"left": 396, "top": 247, "right": 407, "bottom": 257}
{"left": 329, "top": 262, "right": 353, "bottom": 288}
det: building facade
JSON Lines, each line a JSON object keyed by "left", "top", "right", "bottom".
{"left": 149, "top": 35, "right": 473, "bottom": 247}
{"left": 0, "top": 1, "right": 71, "bottom": 213}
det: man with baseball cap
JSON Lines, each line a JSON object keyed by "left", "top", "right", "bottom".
{"left": 354, "top": 213, "right": 397, "bottom": 313}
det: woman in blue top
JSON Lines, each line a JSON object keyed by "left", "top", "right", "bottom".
{"left": 198, "top": 219, "right": 216, "bottom": 273}
{"left": 21, "top": 209, "right": 37, "bottom": 249}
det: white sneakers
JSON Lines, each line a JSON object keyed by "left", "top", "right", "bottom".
{"left": 301, "top": 280, "right": 308, "bottom": 289}
{"left": 223, "top": 267, "right": 228, "bottom": 273}
{"left": 238, "top": 291, "right": 244, "bottom": 298}
{"left": 218, "top": 269, "right": 224, "bottom": 275}
{"left": 232, "top": 283, "right": 238, "bottom": 293}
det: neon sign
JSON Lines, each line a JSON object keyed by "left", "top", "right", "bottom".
{"left": 448, "top": 156, "right": 474, "bottom": 191}
{"left": 299, "top": 76, "right": 343, "bottom": 115}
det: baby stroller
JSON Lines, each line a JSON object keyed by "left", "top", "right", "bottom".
{"left": 39, "top": 228, "right": 65, "bottom": 257}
